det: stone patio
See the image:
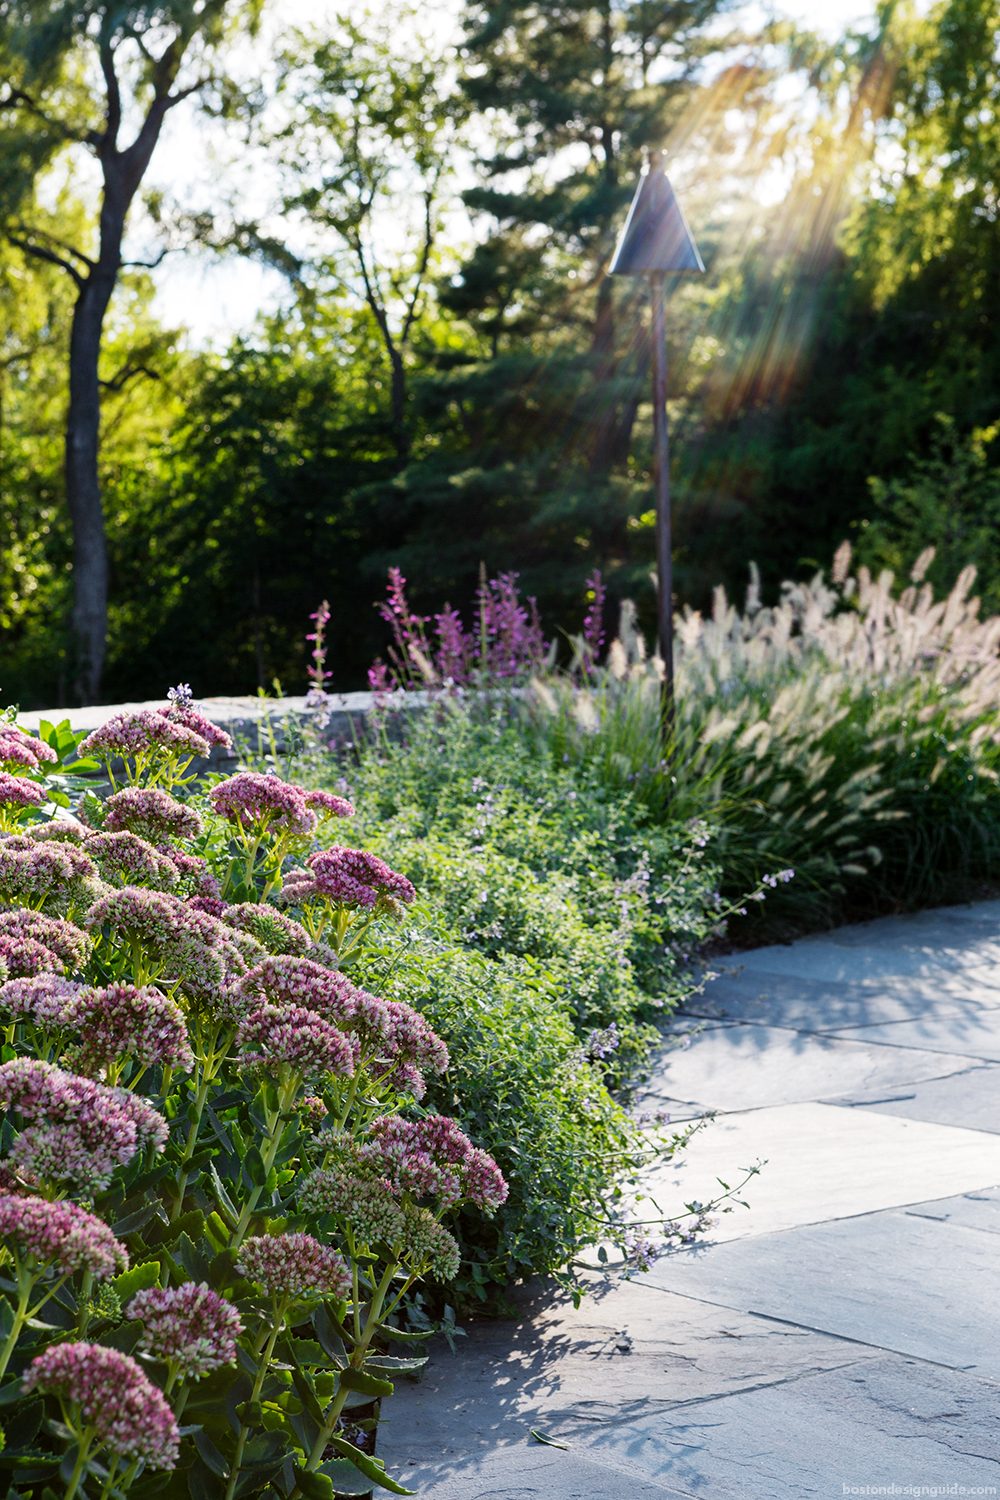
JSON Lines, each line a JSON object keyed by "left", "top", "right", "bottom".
{"left": 380, "top": 900, "right": 1000, "bottom": 1498}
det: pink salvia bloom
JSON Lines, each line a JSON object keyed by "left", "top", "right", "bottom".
{"left": 359, "top": 1115, "right": 508, "bottom": 1211}
{"left": 61, "top": 984, "right": 194, "bottom": 1076}
{"left": 0, "top": 974, "right": 85, "bottom": 1026}
{"left": 222, "top": 904, "right": 310, "bottom": 956}
{"left": 209, "top": 773, "right": 317, "bottom": 835}
{"left": 79, "top": 710, "right": 210, "bottom": 763}
{"left": 23, "top": 1343, "right": 180, "bottom": 1468}
{"left": 0, "top": 773, "right": 45, "bottom": 809}
{"left": 103, "top": 787, "right": 202, "bottom": 842}
{"left": 581, "top": 568, "right": 606, "bottom": 673}
{"left": 367, "top": 659, "right": 393, "bottom": 698}
{"left": 304, "top": 847, "right": 416, "bottom": 912}
{"left": 156, "top": 702, "right": 234, "bottom": 752}
{"left": 238, "top": 1004, "right": 355, "bottom": 1078}
{"left": 236, "top": 1232, "right": 351, "bottom": 1299}
{"left": 127, "top": 1282, "right": 243, "bottom": 1378}
{"left": 0, "top": 1194, "right": 127, "bottom": 1279}
{"left": 0, "top": 1058, "right": 167, "bottom": 1190}
{"left": 303, "top": 790, "right": 355, "bottom": 819}
{"left": 0, "top": 910, "right": 91, "bottom": 968}
{"left": 84, "top": 831, "right": 179, "bottom": 891}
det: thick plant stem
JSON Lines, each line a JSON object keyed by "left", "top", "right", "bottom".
{"left": 224, "top": 1305, "right": 288, "bottom": 1500}
{"left": 303, "top": 1262, "right": 400, "bottom": 1473}
{"left": 0, "top": 1277, "right": 32, "bottom": 1383}
{"left": 63, "top": 1429, "right": 95, "bottom": 1500}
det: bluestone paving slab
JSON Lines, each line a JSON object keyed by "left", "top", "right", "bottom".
{"left": 830, "top": 1065, "right": 1000, "bottom": 1132}
{"left": 683, "top": 970, "right": 999, "bottom": 1028}
{"left": 638, "top": 1101, "right": 1000, "bottom": 1240}
{"left": 639, "top": 1023, "right": 980, "bottom": 1114}
{"left": 736, "top": 940, "right": 1000, "bottom": 984}
{"left": 830, "top": 1009, "right": 1000, "bottom": 1059}
{"left": 563, "top": 1357, "right": 1000, "bottom": 1499}
{"left": 638, "top": 1209, "right": 1000, "bottom": 1374}
{"left": 904, "top": 1186, "right": 1000, "bottom": 1234}
{"left": 379, "top": 1277, "right": 887, "bottom": 1496}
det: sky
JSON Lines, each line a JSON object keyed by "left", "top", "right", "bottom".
{"left": 141, "top": 0, "right": 880, "bottom": 349}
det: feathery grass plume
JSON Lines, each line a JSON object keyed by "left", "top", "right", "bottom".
{"left": 525, "top": 551, "right": 1000, "bottom": 927}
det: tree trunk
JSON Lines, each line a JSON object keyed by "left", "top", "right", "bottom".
{"left": 65, "top": 104, "right": 169, "bottom": 703}
{"left": 66, "top": 255, "right": 117, "bottom": 704}
{"left": 388, "top": 346, "right": 410, "bottom": 465}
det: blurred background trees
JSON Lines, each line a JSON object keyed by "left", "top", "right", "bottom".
{"left": 2, "top": 0, "right": 999, "bottom": 704}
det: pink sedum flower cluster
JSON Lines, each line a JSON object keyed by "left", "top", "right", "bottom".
{"left": 238, "top": 1004, "right": 355, "bottom": 1078}
{"left": 0, "top": 1194, "right": 127, "bottom": 1279}
{"left": 238, "top": 956, "right": 447, "bottom": 1097}
{"left": 0, "top": 909, "right": 91, "bottom": 969}
{"left": 85, "top": 887, "right": 262, "bottom": 1004}
{"left": 127, "top": 1282, "right": 243, "bottom": 1379}
{"left": 103, "top": 786, "right": 203, "bottom": 842}
{"left": 80, "top": 710, "right": 210, "bottom": 764}
{"left": 303, "top": 789, "right": 355, "bottom": 819}
{"left": 0, "top": 1058, "right": 167, "bottom": 1190}
{"left": 359, "top": 1116, "right": 508, "bottom": 1211}
{"left": 164, "top": 849, "right": 221, "bottom": 901}
{"left": 237, "top": 1233, "right": 351, "bottom": 1299}
{"left": 209, "top": 773, "right": 317, "bottom": 835}
{"left": 0, "top": 772, "right": 46, "bottom": 810}
{"left": 297, "top": 1164, "right": 460, "bottom": 1278}
{"left": 285, "top": 847, "right": 416, "bottom": 915}
{"left": 157, "top": 702, "right": 233, "bottom": 752}
{"left": 0, "top": 974, "right": 85, "bottom": 1026}
{"left": 0, "top": 833, "right": 98, "bottom": 910}
{"left": 23, "top": 1343, "right": 180, "bottom": 1468}
{"left": 61, "top": 983, "right": 194, "bottom": 1077}
{"left": 84, "top": 831, "right": 179, "bottom": 891}
{"left": 223, "top": 903, "right": 310, "bottom": 956}
{"left": 0, "top": 727, "right": 57, "bottom": 773}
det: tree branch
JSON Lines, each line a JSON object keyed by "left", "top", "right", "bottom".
{"left": 7, "top": 233, "right": 85, "bottom": 289}
{"left": 0, "top": 86, "right": 90, "bottom": 146}
{"left": 99, "top": 362, "right": 161, "bottom": 392}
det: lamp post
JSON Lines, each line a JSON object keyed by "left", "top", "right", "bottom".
{"left": 609, "top": 150, "right": 704, "bottom": 740}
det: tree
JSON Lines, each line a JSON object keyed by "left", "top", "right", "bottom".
{"left": 0, "top": 0, "right": 261, "bottom": 702}
{"left": 452, "top": 0, "right": 742, "bottom": 468}
{"left": 275, "top": 10, "right": 464, "bottom": 464}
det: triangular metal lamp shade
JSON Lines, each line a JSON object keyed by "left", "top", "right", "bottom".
{"left": 609, "top": 167, "right": 705, "bottom": 275}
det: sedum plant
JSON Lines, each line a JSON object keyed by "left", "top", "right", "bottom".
{"left": 0, "top": 695, "right": 513, "bottom": 1500}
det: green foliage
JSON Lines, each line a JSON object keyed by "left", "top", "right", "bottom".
{"left": 856, "top": 417, "right": 1000, "bottom": 615}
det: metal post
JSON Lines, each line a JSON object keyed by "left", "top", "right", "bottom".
{"left": 650, "top": 270, "right": 673, "bottom": 742}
